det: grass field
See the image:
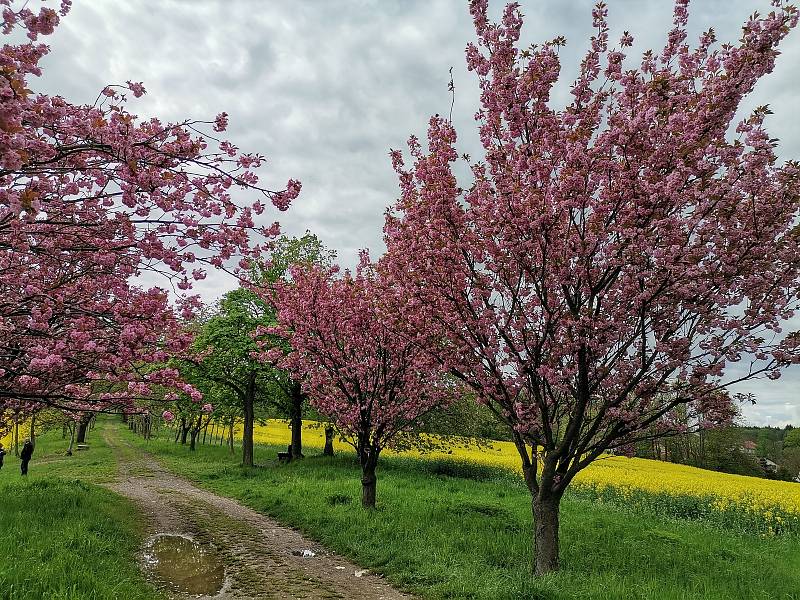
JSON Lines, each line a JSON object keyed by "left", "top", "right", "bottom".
{"left": 0, "top": 424, "right": 161, "bottom": 600}
{"left": 127, "top": 422, "right": 800, "bottom": 600}
{"left": 4, "top": 418, "right": 800, "bottom": 599}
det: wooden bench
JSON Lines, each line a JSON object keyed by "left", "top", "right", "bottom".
{"left": 277, "top": 445, "right": 293, "bottom": 462}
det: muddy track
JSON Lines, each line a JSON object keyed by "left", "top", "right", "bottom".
{"left": 103, "top": 426, "right": 413, "bottom": 600}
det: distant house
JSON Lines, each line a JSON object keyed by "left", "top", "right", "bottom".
{"left": 758, "top": 457, "right": 778, "bottom": 473}
{"left": 741, "top": 440, "right": 757, "bottom": 455}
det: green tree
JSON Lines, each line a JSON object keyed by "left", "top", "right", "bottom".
{"left": 783, "top": 428, "right": 800, "bottom": 450}
{"left": 177, "top": 287, "right": 275, "bottom": 465}
{"left": 756, "top": 428, "right": 783, "bottom": 462}
{"left": 171, "top": 232, "right": 336, "bottom": 466}
{"left": 251, "top": 232, "right": 336, "bottom": 459}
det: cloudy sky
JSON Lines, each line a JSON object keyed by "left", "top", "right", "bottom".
{"left": 32, "top": 0, "right": 800, "bottom": 425}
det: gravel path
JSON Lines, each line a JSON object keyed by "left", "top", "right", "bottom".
{"left": 104, "top": 427, "right": 413, "bottom": 600}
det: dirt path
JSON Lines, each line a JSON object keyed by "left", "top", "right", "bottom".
{"left": 103, "top": 426, "right": 413, "bottom": 600}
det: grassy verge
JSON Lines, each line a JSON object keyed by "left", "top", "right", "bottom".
{"left": 0, "top": 422, "right": 161, "bottom": 600}
{"left": 0, "top": 421, "right": 117, "bottom": 484}
{"left": 125, "top": 425, "right": 800, "bottom": 600}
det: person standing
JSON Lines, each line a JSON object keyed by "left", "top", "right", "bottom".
{"left": 0, "top": 443, "right": 6, "bottom": 470}
{"left": 20, "top": 439, "right": 33, "bottom": 476}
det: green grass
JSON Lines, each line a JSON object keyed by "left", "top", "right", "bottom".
{"left": 0, "top": 422, "right": 117, "bottom": 484}
{"left": 0, "top": 422, "right": 161, "bottom": 600}
{"left": 125, "top": 426, "right": 800, "bottom": 600}
{"left": 6, "top": 421, "right": 800, "bottom": 599}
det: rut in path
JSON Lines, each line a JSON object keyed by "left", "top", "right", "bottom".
{"left": 103, "top": 426, "right": 413, "bottom": 600}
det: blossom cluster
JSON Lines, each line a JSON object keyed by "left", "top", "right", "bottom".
{"left": 383, "top": 0, "right": 800, "bottom": 497}
{"left": 0, "top": 1, "right": 299, "bottom": 423}
{"left": 255, "top": 256, "right": 452, "bottom": 452}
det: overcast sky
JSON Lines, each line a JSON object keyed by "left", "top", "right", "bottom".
{"left": 31, "top": 0, "right": 800, "bottom": 426}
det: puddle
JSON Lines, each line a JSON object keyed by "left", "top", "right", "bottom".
{"left": 143, "top": 534, "right": 226, "bottom": 596}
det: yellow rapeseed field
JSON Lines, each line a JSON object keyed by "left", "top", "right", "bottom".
{"left": 0, "top": 421, "right": 29, "bottom": 450}
{"left": 573, "top": 451, "right": 800, "bottom": 513}
{"left": 246, "top": 419, "right": 800, "bottom": 534}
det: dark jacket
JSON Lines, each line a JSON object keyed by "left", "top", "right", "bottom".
{"left": 20, "top": 441, "right": 33, "bottom": 461}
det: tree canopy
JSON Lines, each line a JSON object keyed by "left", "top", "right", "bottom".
{"left": 0, "top": 3, "right": 300, "bottom": 428}
{"left": 383, "top": 0, "right": 800, "bottom": 574}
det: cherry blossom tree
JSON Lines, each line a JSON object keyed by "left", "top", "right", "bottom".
{"left": 384, "top": 0, "right": 800, "bottom": 574}
{"left": 0, "top": 1, "right": 299, "bottom": 427}
{"left": 258, "top": 255, "right": 452, "bottom": 508}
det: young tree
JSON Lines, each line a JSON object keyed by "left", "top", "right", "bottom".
{"left": 384, "top": 0, "right": 800, "bottom": 574}
{"left": 259, "top": 256, "right": 452, "bottom": 507}
{"left": 160, "top": 393, "right": 213, "bottom": 451}
{"left": 0, "top": 2, "right": 299, "bottom": 423}
{"left": 174, "top": 288, "right": 275, "bottom": 466}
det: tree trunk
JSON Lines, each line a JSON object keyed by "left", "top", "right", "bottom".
{"left": 66, "top": 423, "right": 75, "bottom": 455}
{"left": 76, "top": 413, "right": 91, "bottom": 444}
{"left": 323, "top": 426, "right": 335, "bottom": 456}
{"left": 180, "top": 418, "right": 189, "bottom": 445}
{"left": 359, "top": 448, "right": 379, "bottom": 509}
{"left": 242, "top": 372, "right": 255, "bottom": 467}
{"left": 189, "top": 416, "right": 203, "bottom": 451}
{"left": 699, "top": 431, "right": 706, "bottom": 467}
{"left": 532, "top": 493, "right": 562, "bottom": 576}
{"left": 29, "top": 414, "right": 35, "bottom": 448}
{"left": 228, "top": 421, "right": 234, "bottom": 453}
{"left": 361, "top": 464, "right": 377, "bottom": 508}
{"left": 14, "top": 419, "right": 19, "bottom": 456}
{"left": 290, "top": 384, "right": 304, "bottom": 460}
{"left": 174, "top": 423, "right": 181, "bottom": 443}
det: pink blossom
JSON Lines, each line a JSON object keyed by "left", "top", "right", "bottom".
{"left": 382, "top": 0, "right": 800, "bottom": 572}
{"left": 213, "top": 112, "right": 229, "bottom": 132}
{"left": 126, "top": 80, "right": 146, "bottom": 97}
{"left": 254, "top": 258, "right": 454, "bottom": 506}
{"left": 0, "top": 7, "right": 296, "bottom": 419}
